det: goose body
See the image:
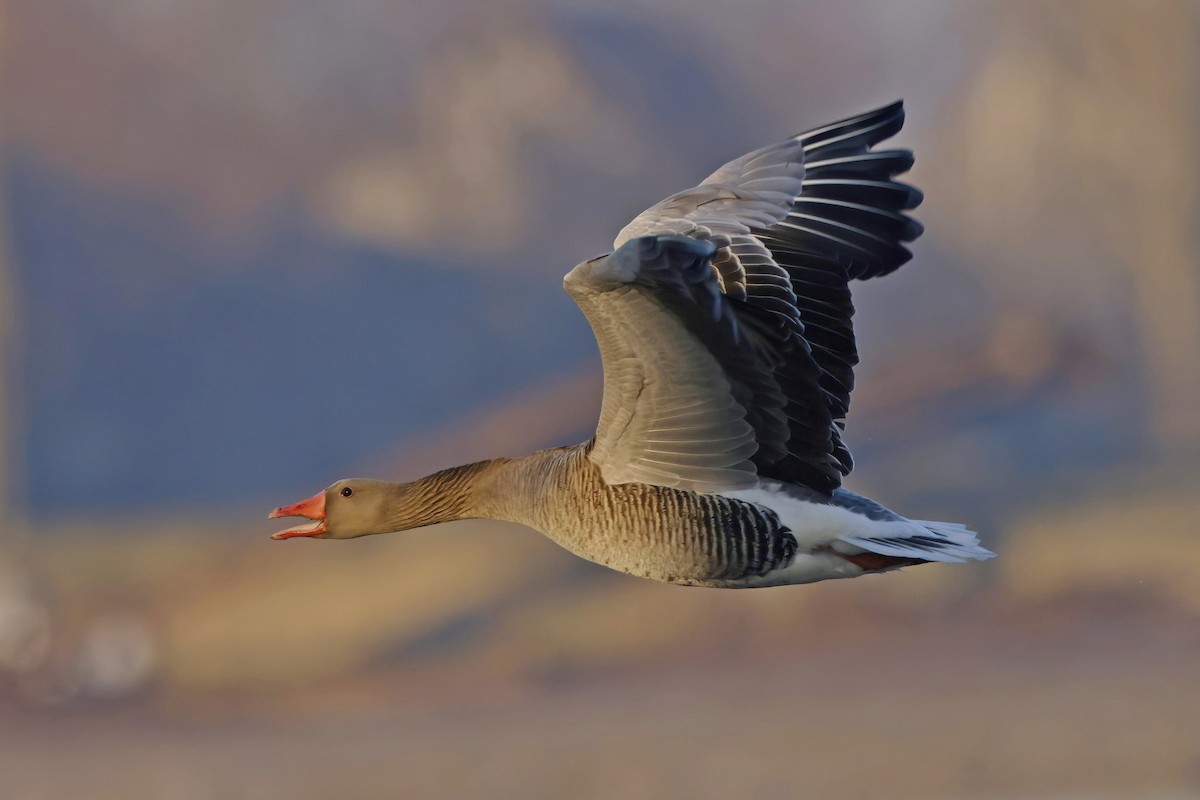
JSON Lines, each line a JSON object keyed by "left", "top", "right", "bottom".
{"left": 270, "top": 101, "right": 995, "bottom": 587}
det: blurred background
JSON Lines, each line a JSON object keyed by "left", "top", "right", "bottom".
{"left": 1, "top": 0, "right": 1199, "bottom": 797}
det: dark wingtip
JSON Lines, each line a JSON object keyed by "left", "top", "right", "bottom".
{"left": 902, "top": 217, "right": 924, "bottom": 242}
{"left": 905, "top": 184, "right": 925, "bottom": 210}
{"left": 876, "top": 99, "right": 905, "bottom": 122}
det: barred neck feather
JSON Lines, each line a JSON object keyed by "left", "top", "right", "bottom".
{"left": 383, "top": 459, "right": 507, "bottom": 531}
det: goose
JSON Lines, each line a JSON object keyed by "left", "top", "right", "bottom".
{"left": 269, "top": 101, "right": 995, "bottom": 588}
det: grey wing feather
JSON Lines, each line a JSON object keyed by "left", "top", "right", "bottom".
{"left": 569, "top": 102, "right": 923, "bottom": 495}
{"left": 614, "top": 136, "right": 807, "bottom": 248}
{"left": 565, "top": 236, "right": 760, "bottom": 492}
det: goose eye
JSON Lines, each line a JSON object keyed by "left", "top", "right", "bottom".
{"left": 340, "top": 487, "right": 353, "bottom": 498}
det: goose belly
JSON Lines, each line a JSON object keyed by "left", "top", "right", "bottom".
{"left": 701, "top": 486, "right": 871, "bottom": 587}
{"left": 528, "top": 480, "right": 801, "bottom": 587}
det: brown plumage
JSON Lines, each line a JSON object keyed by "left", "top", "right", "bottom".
{"left": 268, "top": 102, "right": 995, "bottom": 589}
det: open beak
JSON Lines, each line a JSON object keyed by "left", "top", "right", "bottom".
{"left": 268, "top": 491, "right": 328, "bottom": 539}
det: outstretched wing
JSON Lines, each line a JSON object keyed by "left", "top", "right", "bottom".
{"left": 566, "top": 102, "right": 921, "bottom": 494}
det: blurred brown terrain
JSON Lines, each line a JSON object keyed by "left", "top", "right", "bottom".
{"left": 1, "top": 1, "right": 1199, "bottom": 799}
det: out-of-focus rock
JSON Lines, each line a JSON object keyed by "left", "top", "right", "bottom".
{"left": 0, "top": 558, "right": 52, "bottom": 677}
{"left": 73, "top": 611, "right": 158, "bottom": 699}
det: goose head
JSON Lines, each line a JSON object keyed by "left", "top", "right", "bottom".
{"left": 269, "top": 479, "right": 396, "bottom": 540}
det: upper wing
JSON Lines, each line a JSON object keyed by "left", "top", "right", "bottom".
{"left": 565, "top": 236, "right": 761, "bottom": 491}
{"left": 567, "top": 102, "right": 922, "bottom": 494}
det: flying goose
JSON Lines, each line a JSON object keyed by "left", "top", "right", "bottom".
{"left": 269, "top": 101, "right": 995, "bottom": 588}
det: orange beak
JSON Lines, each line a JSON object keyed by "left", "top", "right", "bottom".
{"left": 268, "top": 491, "right": 328, "bottom": 539}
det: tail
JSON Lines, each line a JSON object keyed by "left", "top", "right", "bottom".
{"left": 840, "top": 519, "right": 997, "bottom": 565}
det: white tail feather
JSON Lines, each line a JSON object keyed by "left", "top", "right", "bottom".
{"left": 840, "top": 519, "right": 996, "bottom": 564}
